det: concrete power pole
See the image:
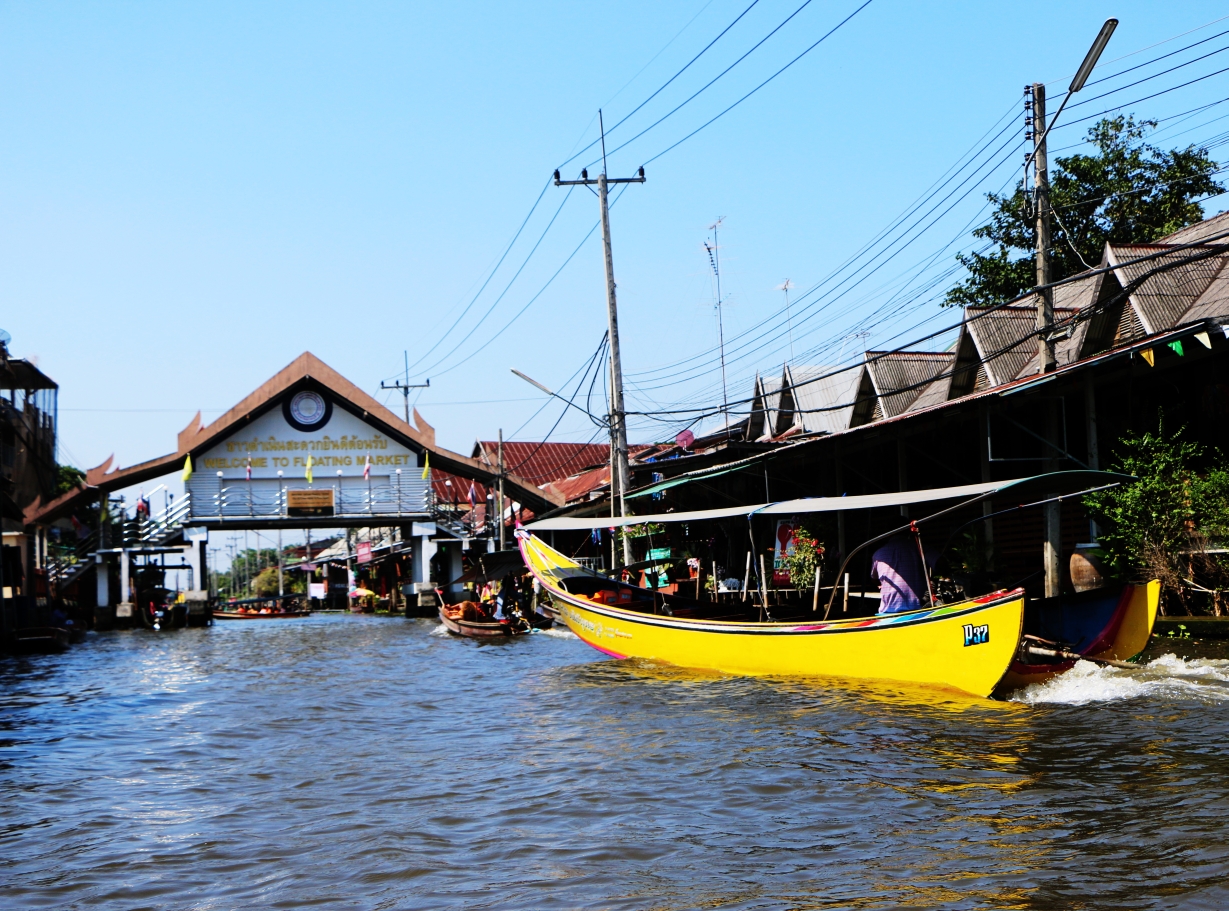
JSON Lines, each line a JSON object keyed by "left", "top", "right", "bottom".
{"left": 1032, "top": 82, "right": 1062, "bottom": 599}
{"left": 554, "top": 112, "right": 645, "bottom": 567}
{"left": 1025, "top": 21, "right": 1118, "bottom": 599}
{"left": 1033, "top": 83, "right": 1056, "bottom": 375}
{"left": 497, "top": 429, "right": 506, "bottom": 551}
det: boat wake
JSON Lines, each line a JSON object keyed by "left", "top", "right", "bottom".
{"left": 534, "top": 626, "right": 577, "bottom": 640}
{"left": 1010, "top": 653, "right": 1229, "bottom": 705}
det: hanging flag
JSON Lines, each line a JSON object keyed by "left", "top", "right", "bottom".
{"left": 591, "top": 528, "right": 601, "bottom": 545}
{"left": 363, "top": 453, "right": 371, "bottom": 481}
{"left": 1139, "top": 348, "right": 1155, "bottom": 367}
{"left": 1195, "top": 331, "right": 1212, "bottom": 349}
{"left": 246, "top": 456, "right": 252, "bottom": 481}
{"left": 1168, "top": 340, "right": 1185, "bottom": 357}
{"left": 305, "top": 454, "right": 314, "bottom": 483}
{"left": 181, "top": 454, "right": 193, "bottom": 482}
{"left": 421, "top": 451, "right": 430, "bottom": 480}
{"left": 467, "top": 481, "right": 477, "bottom": 508}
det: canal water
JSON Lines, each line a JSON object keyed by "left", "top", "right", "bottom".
{"left": 3, "top": 615, "right": 1228, "bottom": 910}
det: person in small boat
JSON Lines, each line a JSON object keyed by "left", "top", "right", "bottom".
{"left": 870, "top": 535, "right": 934, "bottom": 614}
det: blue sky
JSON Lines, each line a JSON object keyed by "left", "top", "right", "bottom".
{"left": 4, "top": 0, "right": 1229, "bottom": 484}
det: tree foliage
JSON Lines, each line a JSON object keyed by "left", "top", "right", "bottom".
{"left": 945, "top": 116, "right": 1225, "bottom": 308}
{"left": 1084, "top": 422, "right": 1229, "bottom": 611}
{"left": 55, "top": 464, "right": 86, "bottom": 496}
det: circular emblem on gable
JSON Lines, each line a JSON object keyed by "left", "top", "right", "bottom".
{"left": 284, "top": 390, "right": 332, "bottom": 431}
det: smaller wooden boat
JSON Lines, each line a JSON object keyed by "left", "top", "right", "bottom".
{"left": 438, "top": 601, "right": 552, "bottom": 638}
{"left": 213, "top": 594, "right": 310, "bottom": 620}
{"left": 13, "top": 626, "right": 71, "bottom": 653}
{"left": 213, "top": 608, "right": 311, "bottom": 620}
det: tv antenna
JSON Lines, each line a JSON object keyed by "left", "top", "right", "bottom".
{"left": 776, "top": 279, "right": 795, "bottom": 363}
{"left": 704, "top": 217, "right": 729, "bottom": 436}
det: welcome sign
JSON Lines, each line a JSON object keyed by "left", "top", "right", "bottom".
{"left": 197, "top": 391, "right": 419, "bottom": 480}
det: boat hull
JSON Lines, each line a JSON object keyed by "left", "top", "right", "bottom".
{"left": 212, "top": 610, "right": 311, "bottom": 620}
{"left": 998, "top": 580, "right": 1160, "bottom": 692}
{"left": 519, "top": 532, "right": 1023, "bottom": 697}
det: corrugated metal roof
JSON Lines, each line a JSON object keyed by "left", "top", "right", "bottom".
{"left": 784, "top": 364, "right": 861, "bottom": 433}
{"left": 1181, "top": 256, "right": 1229, "bottom": 324}
{"left": 1109, "top": 244, "right": 1227, "bottom": 334}
{"left": 865, "top": 351, "right": 953, "bottom": 417}
{"left": 1158, "top": 210, "right": 1229, "bottom": 245}
{"left": 749, "top": 372, "right": 785, "bottom": 440}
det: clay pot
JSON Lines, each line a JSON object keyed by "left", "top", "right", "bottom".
{"left": 1070, "top": 544, "right": 1107, "bottom": 592}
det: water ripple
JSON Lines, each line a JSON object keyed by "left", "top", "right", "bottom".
{"left": 2, "top": 616, "right": 1228, "bottom": 909}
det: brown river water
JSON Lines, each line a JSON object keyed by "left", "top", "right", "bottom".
{"left": 2, "top": 614, "right": 1228, "bottom": 910}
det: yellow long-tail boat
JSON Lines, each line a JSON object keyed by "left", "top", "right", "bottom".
{"left": 518, "top": 471, "right": 1157, "bottom": 698}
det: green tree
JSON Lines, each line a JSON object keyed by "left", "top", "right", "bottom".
{"left": 1084, "top": 422, "right": 1229, "bottom": 612}
{"left": 55, "top": 464, "right": 85, "bottom": 496}
{"left": 945, "top": 116, "right": 1225, "bottom": 308}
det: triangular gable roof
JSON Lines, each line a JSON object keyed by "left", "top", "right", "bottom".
{"left": 864, "top": 351, "right": 952, "bottom": 418}
{"left": 747, "top": 372, "right": 785, "bottom": 441}
{"left": 782, "top": 364, "right": 861, "bottom": 434}
{"left": 70, "top": 352, "right": 561, "bottom": 513}
{"left": 1107, "top": 243, "right": 1227, "bottom": 335}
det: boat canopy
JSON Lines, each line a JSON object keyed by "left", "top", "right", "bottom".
{"left": 523, "top": 470, "right": 1130, "bottom": 531}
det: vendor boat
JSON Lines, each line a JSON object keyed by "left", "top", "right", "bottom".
{"left": 438, "top": 601, "right": 552, "bottom": 638}
{"left": 519, "top": 471, "right": 1157, "bottom": 698}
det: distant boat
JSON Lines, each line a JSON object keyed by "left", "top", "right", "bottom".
{"left": 12, "top": 626, "right": 71, "bottom": 653}
{"left": 213, "top": 608, "right": 311, "bottom": 620}
{"left": 213, "top": 594, "right": 309, "bottom": 620}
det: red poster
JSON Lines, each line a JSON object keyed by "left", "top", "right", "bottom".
{"left": 357, "top": 541, "right": 372, "bottom": 564}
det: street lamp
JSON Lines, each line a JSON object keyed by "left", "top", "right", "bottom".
{"left": 1024, "top": 18, "right": 1117, "bottom": 172}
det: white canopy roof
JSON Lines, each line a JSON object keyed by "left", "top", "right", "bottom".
{"left": 524, "top": 471, "right": 1125, "bottom": 531}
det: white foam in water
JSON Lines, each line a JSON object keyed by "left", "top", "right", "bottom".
{"left": 535, "top": 626, "right": 577, "bottom": 640}
{"left": 1011, "top": 654, "right": 1229, "bottom": 705}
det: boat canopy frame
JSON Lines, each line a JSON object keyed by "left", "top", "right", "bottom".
{"left": 524, "top": 471, "right": 1132, "bottom": 531}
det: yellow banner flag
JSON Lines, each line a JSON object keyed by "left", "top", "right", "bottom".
{"left": 421, "top": 451, "right": 430, "bottom": 480}
{"left": 305, "top": 454, "right": 314, "bottom": 483}
{"left": 181, "top": 454, "right": 193, "bottom": 482}
{"left": 1139, "top": 348, "right": 1155, "bottom": 367}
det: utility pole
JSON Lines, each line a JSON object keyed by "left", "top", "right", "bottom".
{"left": 381, "top": 352, "right": 430, "bottom": 425}
{"left": 497, "top": 429, "right": 506, "bottom": 551}
{"left": 1032, "top": 81, "right": 1061, "bottom": 600}
{"left": 554, "top": 111, "right": 645, "bottom": 567}
{"left": 1026, "top": 19, "right": 1118, "bottom": 599}
{"left": 1033, "top": 83, "right": 1056, "bottom": 376}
